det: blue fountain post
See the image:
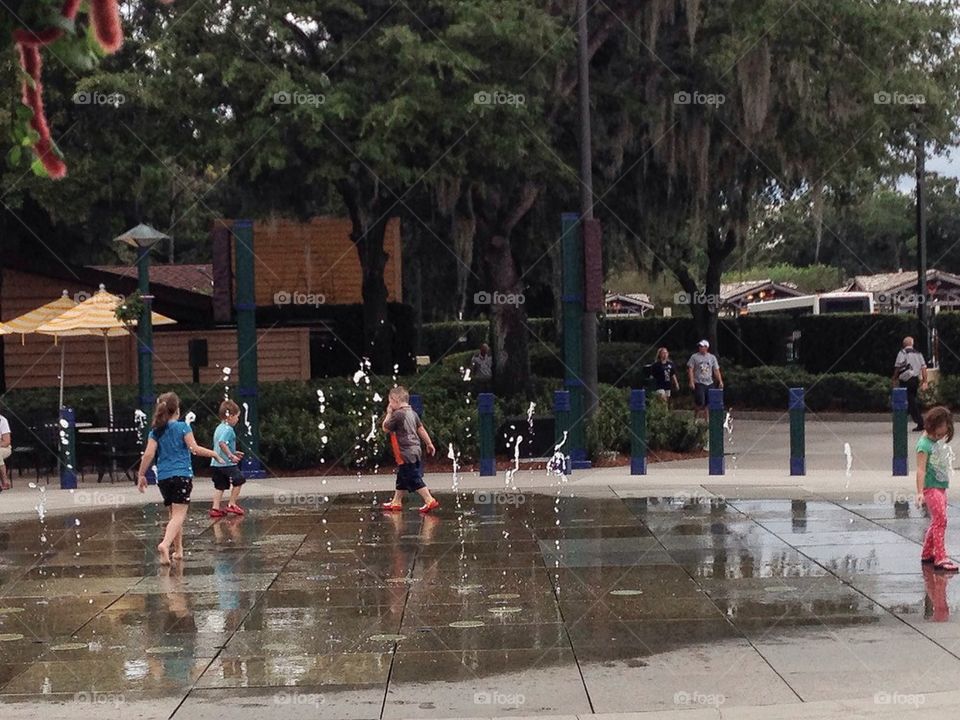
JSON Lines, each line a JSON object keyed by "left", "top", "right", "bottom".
{"left": 59, "top": 406, "right": 77, "bottom": 489}
{"left": 708, "top": 388, "right": 725, "bottom": 476}
{"left": 629, "top": 389, "right": 647, "bottom": 475}
{"left": 478, "top": 393, "right": 495, "bottom": 477}
{"left": 410, "top": 394, "right": 424, "bottom": 418}
{"left": 892, "top": 387, "right": 908, "bottom": 476}
{"left": 789, "top": 387, "right": 806, "bottom": 476}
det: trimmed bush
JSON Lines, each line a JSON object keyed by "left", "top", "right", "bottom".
{"left": 420, "top": 318, "right": 557, "bottom": 362}
{"left": 723, "top": 315, "right": 793, "bottom": 367}
{"left": 797, "top": 313, "right": 919, "bottom": 376}
{"left": 601, "top": 315, "right": 791, "bottom": 367}
{"left": 721, "top": 365, "right": 890, "bottom": 412}
{"left": 419, "top": 321, "right": 488, "bottom": 360}
{"left": 936, "top": 312, "right": 960, "bottom": 375}
{"left": 586, "top": 385, "right": 705, "bottom": 455}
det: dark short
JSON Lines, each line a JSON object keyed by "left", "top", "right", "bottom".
{"left": 211, "top": 466, "right": 245, "bottom": 491}
{"left": 396, "top": 460, "right": 426, "bottom": 493}
{"left": 157, "top": 476, "right": 193, "bottom": 506}
{"left": 693, "top": 383, "right": 711, "bottom": 408}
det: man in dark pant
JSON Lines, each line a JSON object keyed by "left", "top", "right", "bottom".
{"left": 894, "top": 336, "right": 928, "bottom": 431}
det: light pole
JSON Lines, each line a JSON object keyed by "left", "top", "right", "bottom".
{"left": 915, "top": 130, "right": 930, "bottom": 361}
{"left": 115, "top": 223, "right": 169, "bottom": 424}
{"left": 577, "top": 0, "right": 599, "bottom": 418}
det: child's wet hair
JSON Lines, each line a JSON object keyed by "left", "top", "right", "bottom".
{"left": 152, "top": 392, "right": 180, "bottom": 434}
{"left": 219, "top": 399, "right": 240, "bottom": 420}
{"left": 389, "top": 386, "right": 410, "bottom": 403}
{"left": 924, "top": 405, "right": 954, "bottom": 442}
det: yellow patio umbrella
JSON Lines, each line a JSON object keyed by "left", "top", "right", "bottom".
{"left": 1, "top": 290, "right": 77, "bottom": 407}
{"left": 37, "top": 285, "right": 176, "bottom": 426}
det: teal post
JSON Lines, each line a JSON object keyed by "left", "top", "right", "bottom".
{"left": 554, "top": 390, "right": 572, "bottom": 475}
{"left": 789, "top": 388, "right": 805, "bottom": 476}
{"left": 892, "top": 387, "right": 908, "bottom": 476}
{"left": 708, "top": 388, "right": 724, "bottom": 475}
{"left": 58, "top": 407, "right": 77, "bottom": 489}
{"left": 478, "top": 393, "right": 495, "bottom": 476}
{"left": 560, "top": 213, "right": 590, "bottom": 469}
{"left": 234, "top": 220, "right": 265, "bottom": 478}
{"left": 630, "top": 389, "right": 647, "bottom": 475}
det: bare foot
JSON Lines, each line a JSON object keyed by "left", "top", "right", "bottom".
{"left": 157, "top": 543, "right": 171, "bottom": 566}
{"left": 172, "top": 551, "right": 183, "bottom": 561}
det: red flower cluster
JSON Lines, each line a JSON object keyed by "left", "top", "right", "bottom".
{"left": 12, "top": 0, "right": 125, "bottom": 178}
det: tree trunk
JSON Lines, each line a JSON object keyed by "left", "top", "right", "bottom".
{"left": 339, "top": 180, "right": 394, "bottom": 373}
{"left": 473, "top": 183, "right": 540, "bottom": 396}
{"left": 483, "top": 233, "right": 529, "bottom": 396}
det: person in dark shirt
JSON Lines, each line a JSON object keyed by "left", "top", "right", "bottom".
{"left": 650, "top": 347, "right": 680, "bottom": 404}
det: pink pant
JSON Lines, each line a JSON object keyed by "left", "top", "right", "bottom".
{"left": 922, "top": 488, "right": 949, "bottom": 564}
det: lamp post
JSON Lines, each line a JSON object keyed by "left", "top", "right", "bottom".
{"left": 114, "top": 224, "right": 169, "bottom": 425}
{"left": 915, "top": 131, "right": 930, "bottom": 361}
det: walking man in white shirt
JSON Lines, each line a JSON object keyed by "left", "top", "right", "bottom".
{"left": 894, "top": 336, "right": 928, "bottom": 432}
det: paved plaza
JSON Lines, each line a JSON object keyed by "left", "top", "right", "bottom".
{"left": 0, "top": 418, "right": 958, "bottom": 719}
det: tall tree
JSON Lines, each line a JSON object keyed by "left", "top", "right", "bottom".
{"left": 85, "top": 1, "right": 569, "bottom": 373}
{"left": 593, "top": 0, "right": 960, "bottom": 347}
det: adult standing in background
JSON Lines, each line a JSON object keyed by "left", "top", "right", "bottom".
{"left": 470, "top": 343, "right": 493, "bottom": 392}
{"left": 894, "top": 336, "right": 928, "bottom": 431}
{"left": 687, "top": 340, "right": 723, "bottom": 422}
{"left": 0, "top": 414, "right": 11, "bottom": 490}
{"left": 650, "top": 347, "right": 680, "bottom": 404}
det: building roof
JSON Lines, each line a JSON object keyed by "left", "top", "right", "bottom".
{"left": 2, "top": 253, "right": 212, "bottom": 326}
{"left": 842, "top": 269, "right": 960, "bottom": 294}
{"left": 605, "top": 292, "right": 654, "bottom": 308}
{"left": 719, "top": 279, "right": 801, "bottom": 304}
{"left": 92, "top": 264, "right": 214, "bottom": 296}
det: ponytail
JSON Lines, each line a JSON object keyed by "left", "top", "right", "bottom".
{"left": 152, "top": 392, "right": 180, "bottom": 438}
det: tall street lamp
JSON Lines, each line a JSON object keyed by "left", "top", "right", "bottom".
{"left": 114, "top": 223, "right": 170, "bottom": 425}
{"left": 915, "top": 130, "right": 930, "bottom": 362}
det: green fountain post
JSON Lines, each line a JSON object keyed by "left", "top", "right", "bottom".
{"left": 560, "top": 213, "right": 589, "bottom": 469}
{"left": 892, "top": 387, "right": 908, "bottom": 476}
{"left": 234, "top": 219, "right": 265, "bottom": 478}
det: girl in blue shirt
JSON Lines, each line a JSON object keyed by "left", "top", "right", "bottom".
{"left": 137, "top": 392, "right": 224, "bottom": 565}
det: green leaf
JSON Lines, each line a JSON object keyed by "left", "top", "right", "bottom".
{"left": 15, "top": 104, "right": 34, "bottom": 123}
{"left": 6, "top": 146, "right": 22, "bottom": 168}
{"left": 30, "top": 157, "right": 48, "bottom": 178}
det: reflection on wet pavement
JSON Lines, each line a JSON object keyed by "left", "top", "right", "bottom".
{"left": 0, "top": 490, "right": 957, "bottom": 718}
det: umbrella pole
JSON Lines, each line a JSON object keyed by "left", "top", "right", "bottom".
{"left": 104, "top": 334, "right": 114, "bottom": 428}
{"left": 58, "top": 341, "right": 66, "bottom": 409}
{"left": 104, "top": 333, "right": 117, "bottom": 481}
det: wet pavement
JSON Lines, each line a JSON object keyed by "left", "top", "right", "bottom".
{"left": 0, "top": 488, "right": 959, "bottom": 719}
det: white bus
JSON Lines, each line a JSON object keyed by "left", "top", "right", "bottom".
{"left": 746, "top": 292, "right": 874, "bottom": 316}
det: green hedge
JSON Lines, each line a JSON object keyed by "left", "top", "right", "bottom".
{"left": 419, "top": 318, "right": 557, "bottom": 361}
{"left": 796, "top": 314, "right": 919, "bottom": 376}
{"left": 936, "top": 312, "right": 960, "bottom": 375}
{"left": 721, "top": 366, "right": 890, "bottom": 412}
{"left": 530, "top": 345, "right": 892, "bottom": 412}
{"left": 601, "top": 315, "right": 792, "bottom": 367}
